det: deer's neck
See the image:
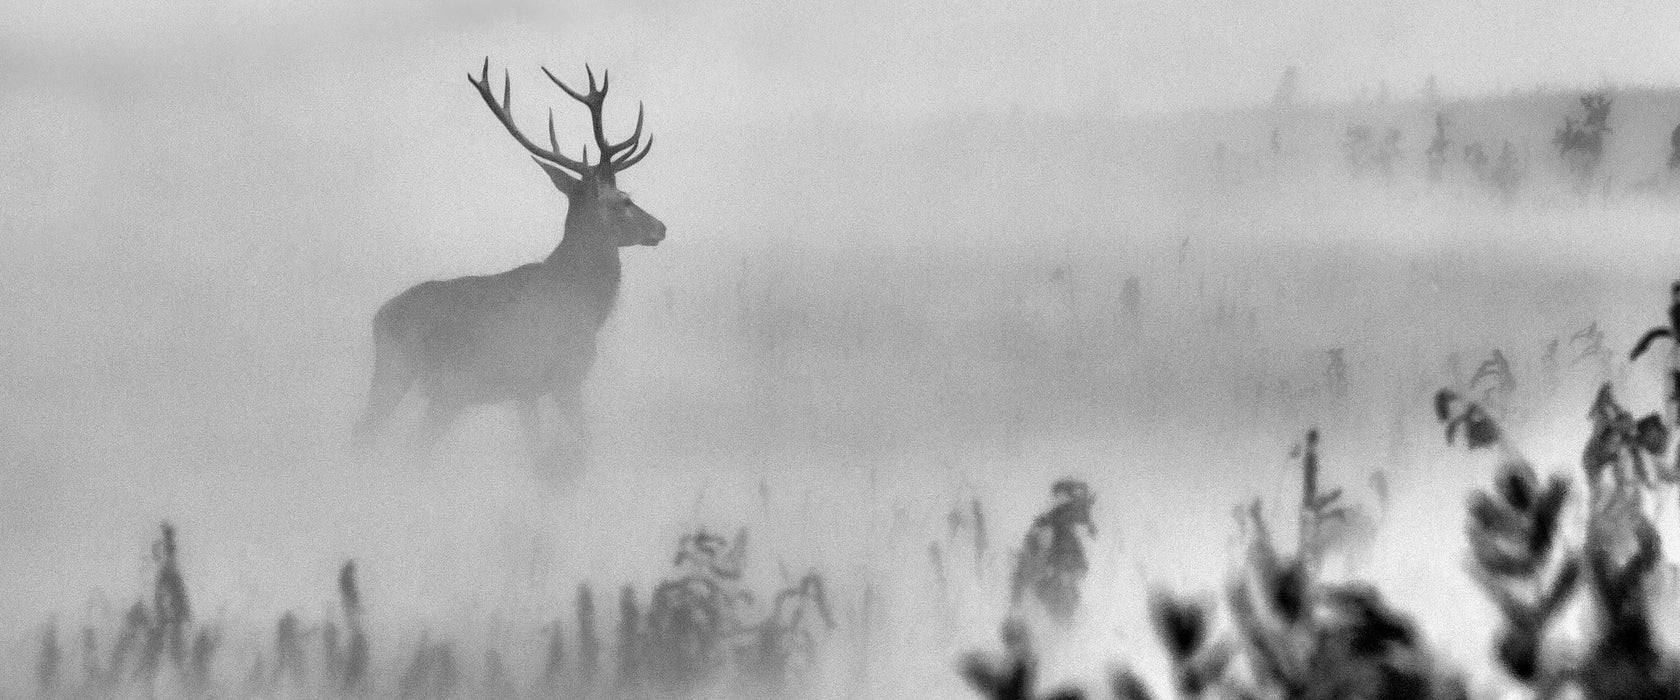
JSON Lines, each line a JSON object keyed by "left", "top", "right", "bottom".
{"left": 544, "top": 207, "right": 623, "bottom": 317}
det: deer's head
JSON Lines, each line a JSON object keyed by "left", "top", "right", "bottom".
{"left": 470, "top": 60, "right": 665, "bottom": 248}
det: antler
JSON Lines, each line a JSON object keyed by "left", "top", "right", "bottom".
{"left": 468, "top": 58, "right": 598, "bottom": 178}
{"left": 543, "top": 64, "right": 653, "bottom": 182}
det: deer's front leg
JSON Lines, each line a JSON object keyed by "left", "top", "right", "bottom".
{"left": 415, "top": 399, "right": 463, "bottom": 464}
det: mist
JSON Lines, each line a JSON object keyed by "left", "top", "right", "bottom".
{"left": 6, "top": 1, "right": 1680, "bottom": 698}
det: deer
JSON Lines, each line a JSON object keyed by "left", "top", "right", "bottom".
{"left": 353, "top": 59, "right": 665, "bottom": 470}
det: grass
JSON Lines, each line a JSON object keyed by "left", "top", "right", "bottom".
{"left": 28, "top": 343, "right": 1680, "bottom": 700}
{"left": 32, "top": 525, "right": 834, "bottom": 699}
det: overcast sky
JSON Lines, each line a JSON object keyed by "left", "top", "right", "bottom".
{"left": 5, "top": 0, "right": 1678, "bottom": 121}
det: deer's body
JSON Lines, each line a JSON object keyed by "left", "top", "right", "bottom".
{"left": 370, "top": 253, "right": 614, "bottom": 401}
{"left": 356, "top": 61, "right": 662, "bottom": 467}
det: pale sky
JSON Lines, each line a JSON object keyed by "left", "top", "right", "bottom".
{"left": 5, "top": 0, "right": 1678, "bottom": 121}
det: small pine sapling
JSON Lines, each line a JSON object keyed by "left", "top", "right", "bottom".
{"left": 339, "top": 560, "right": 369, "bottom": 695}
{"left": 78, "top": 626, "right": 99, "bottom": 696}
{"left": 943, "top": 494, "right": 991, "bottom": 578}
{"left": 1574, "top": 505, "right": 1680, "bottom": 696}
{"left": 1227, "top": 501, "right": 1457, "bottom": 698}
{"left": 616, "top": 584, "right": 644, "bottom": 693}
{"left": 1581, "top": 384, "right": 1671, "bottom": 510}
{"left": 186, "top": 626, "right": 220, "bottom": 698}
{"left": 273, "top": 612, "right": 305, "bottom": 691}
{"left": 1226, "top": 501, "right": 1316, "bottom": 696}
{"left": 1109, "top": 668, "right": 1159, "bottom": 700}
{"left": 1629, "top": 280, "right": 1680, "bottom": 427}
{"left": 734, "top": 572, "right": 835, "bottom": 695}
{"left": 1464, "top": 458, "right": 1577, "bottom": 691}
{"left": 959, "top": 619, "right": 1085, "bottom": 700}
{"left": 1574, "top": 321, "right": 1611, "bottom": 370}
{"left": 36, "top": 621, "right": 60, "bottom": 698}
{"left": 643, "top": 529, "right": 750, "bottom": 693}
{"left": 482, "top": 648, "right": 518, "bottom": 700}
{"left": 577, "top": 583, "right": 601, "bottom": 689}
{"left": 135, "top": 521, "right": 193, "bottom": 687}
{"left": 1434, "top": 389, "right": 1503, "bottom": 450}
{"left": 396, "top": 640, "right": 459, "bottom": 700}
{"left": 1667, "top": 122, "right": 1680, "bottom": 172}
{"left": 540, "top": 619, "right": 566, "bottom": 694}
{"left": 1008, "top": 480, "right": 1096, "bottom": 624}
{"left": 1554, "top": 92, "right": 1613, "bottom": 199}
{"left": 1147, "top": 589, "right": 1232, "bottom": 697}
{"left": 153, "top": 523, "right": 192, "bottom": 667}
{"left": 323, "top": 620, "right": 342, "bottom": 687}
{"left": 1426, "top": 113, "right": 1451, "bottom": 183}
{"left": 242, "top": 654, "right": 267, "bottom": 698}
{"left": 433, "top": 643, "right": 460, "bottom": 699}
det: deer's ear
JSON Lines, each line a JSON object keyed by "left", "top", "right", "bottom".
{"left": 533, "top": 158, "right": 582, "bottom": 196}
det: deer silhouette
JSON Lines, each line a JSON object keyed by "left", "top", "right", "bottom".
{"left": 355, "top": 60, "right": 664, "bottom": 472}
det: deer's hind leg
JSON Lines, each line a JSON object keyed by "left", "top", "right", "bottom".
{"left": 354, "top": 339, "right": 419, "bottom": 447}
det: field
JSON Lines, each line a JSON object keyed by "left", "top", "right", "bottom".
{"left": 6, "top": 43, "right": 1680, "bottom": 697}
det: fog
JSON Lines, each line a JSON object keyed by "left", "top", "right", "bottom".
{"left": 6, "top": 2, "right": 1680, "bottom": 698}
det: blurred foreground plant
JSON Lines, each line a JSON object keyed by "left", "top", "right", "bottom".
{"left": 1009, "top": 480, "right": 1096, "bottom": 624}
{"left": 1455, "top": 384, "right": 1680, "bottom": 698}
{"left": 632, "top": 527, "right": 834, "bottom": 698}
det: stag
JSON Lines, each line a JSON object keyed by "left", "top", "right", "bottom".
{"left": 354, "top": 59, "right": 664, "bottom": 468}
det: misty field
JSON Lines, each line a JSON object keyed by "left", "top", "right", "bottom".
{"left": 8, "top": 36, "right": 1680, "bottom": 698}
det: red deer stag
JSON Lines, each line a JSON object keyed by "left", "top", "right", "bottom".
{"left": 355, "top": 59, "right": 664, "bottom": 468}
